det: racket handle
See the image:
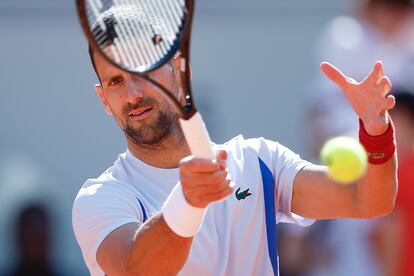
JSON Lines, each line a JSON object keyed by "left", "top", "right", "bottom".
{"left": 180, "top": 112, "right": 214, "bottom": 159}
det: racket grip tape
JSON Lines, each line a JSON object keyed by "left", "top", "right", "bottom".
{"left": 179, "top": 112, "right": 214, "bottom": 159}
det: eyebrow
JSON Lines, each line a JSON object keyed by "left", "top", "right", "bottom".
{"left": 100, "top": 72, "right": 121, "bottom": 84}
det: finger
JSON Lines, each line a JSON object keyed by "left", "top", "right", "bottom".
{"left": 210, "top": 186, "right": 235, "bottom": 203}
{"left": 180, "top": 156, "right": 220, "bottom": 173}
{"left": 185, "top": 177, "right": 232, "bottom": 196}
{"left": 384, "top": 95, "right": 396, "bottom": 111}
{"left": 320, "top": 62, "right": 351, "bottom": 89}
{"left": 199, "top": 183, "right": 234, "bottom": 203}
{"left": 181, "top": 170, "right": 229, "bottom": 187}
{"left": 182, "top": 179, "right": 233, "bottom": 207}
{"left": 367, "top": 61, "right": 384, "bottom": 85}
{"left": 377, "top": 76, "right": 392, "bottom": 96}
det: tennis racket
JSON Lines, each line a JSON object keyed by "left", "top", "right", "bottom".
{"left": 76, "top": 0, "right": 213, "bottom": 159}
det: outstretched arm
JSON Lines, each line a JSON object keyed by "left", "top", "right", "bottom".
{"left": 292, "top": 61, "right": 397, "bottom": 219}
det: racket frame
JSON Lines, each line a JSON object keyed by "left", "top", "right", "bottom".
{"left": 76, "top": 0, "right": 214, "bottom": 159}
{"left": 76, "top": 0, "right": 197, "bottom": 120}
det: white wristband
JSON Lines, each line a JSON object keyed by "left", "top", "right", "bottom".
{"left": 162, "top": 183, "right": 207, "bottom": 237}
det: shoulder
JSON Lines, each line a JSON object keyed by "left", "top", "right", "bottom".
{"left": 73, "top": 150, "right": 135, "bottom": 208}
{"left": 72, "top": 152, "right": 141, "bottom": 231}
{"left": 218, "top": 135, "right": 273, "bottom": 152}
{"left": 219, "top": 135, "right": 296, "bottom": 161}
{"left": 72, "top": 178, "right": 137, "bottom": 224}
{"left": 72, "top": 178, "right": 142, "bottom": 253}
{"left": 219, "top": 135, "right": 310, "bottom": 178}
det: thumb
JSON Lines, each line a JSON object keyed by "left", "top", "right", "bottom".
{"left": 320, "top": 62, "right": 350, "bottom": 89}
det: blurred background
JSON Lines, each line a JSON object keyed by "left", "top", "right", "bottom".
{"left": 1, "top": 0, "right": 414, "bottom": 275}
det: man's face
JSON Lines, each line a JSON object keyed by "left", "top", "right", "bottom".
{"left": 93, "top": 51, "right": 183, "bottom": 146}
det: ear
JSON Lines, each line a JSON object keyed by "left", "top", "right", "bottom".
{"left": 95, "top": 84, "right": 113, "bottom": 115}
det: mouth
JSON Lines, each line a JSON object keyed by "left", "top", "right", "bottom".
{"left": 128, "top": 106, "right": 153, "bottom": 121}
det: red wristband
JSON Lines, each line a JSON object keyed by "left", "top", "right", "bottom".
{"left": 359, "top": 115, "right": 396, "bottom": 165}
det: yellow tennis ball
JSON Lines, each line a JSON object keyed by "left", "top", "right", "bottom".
{"left": 320, "top": 136, "right": 368, "bottom": 184}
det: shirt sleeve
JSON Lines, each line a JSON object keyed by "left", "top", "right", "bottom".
{"left": 269, "top": 140, "right": 315, "bottom": 227}
{"left": 72, "top": 180, "right": 143, "bottom": 275}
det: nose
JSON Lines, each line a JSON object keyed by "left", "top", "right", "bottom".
{"left": 124, "top": 75, "right": 144, "bottom": 102}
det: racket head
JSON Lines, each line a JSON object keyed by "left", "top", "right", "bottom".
{"left": 77, "top": 0, "right": 189, "bottom": 74}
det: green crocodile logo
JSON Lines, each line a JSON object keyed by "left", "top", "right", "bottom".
{"left": 235, "top": 187, "right": 252, "bottom": 200}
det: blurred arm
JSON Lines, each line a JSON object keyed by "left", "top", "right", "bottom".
{"left": 291, "top": 157, "right": 397, "bottom": 219}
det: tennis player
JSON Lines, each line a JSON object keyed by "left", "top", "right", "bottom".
{"left": 72, "top": 10, "right": 398, "bottom": 276}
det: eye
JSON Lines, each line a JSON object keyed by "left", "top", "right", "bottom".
{"left": 107, "top": 76, "right": 123, "bottom": 87}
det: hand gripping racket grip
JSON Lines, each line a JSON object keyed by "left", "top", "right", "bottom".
{"left": 179, "top": 112, "right": 214, "bottom": 159}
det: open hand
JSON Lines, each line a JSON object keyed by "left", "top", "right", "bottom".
{"left": 321, "top": 61, "right": 396, "bottom": 136}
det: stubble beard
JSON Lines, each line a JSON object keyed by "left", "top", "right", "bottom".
{"left": 123, "top": 99, "right": 184, "bottom": 147}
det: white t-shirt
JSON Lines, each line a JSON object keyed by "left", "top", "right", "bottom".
{"left": 72, "top": 135, "right": 314, "bottom": 276}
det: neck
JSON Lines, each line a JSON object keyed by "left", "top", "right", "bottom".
{"left": 126, "top": 133, "right": 191, "bottom": 168}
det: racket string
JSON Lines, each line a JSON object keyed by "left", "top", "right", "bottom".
{"left": 122, "top": 0, "right": 155, "bottom": 65}
{"left": 122, "top": 13, "right": 150, "bottom": 66}
{"left": 86, "top": 0, "right": 187, "bottom": 71}
{"left": 115, "top": 0, "right": 163, "bottom": 67}
{"left": 117, "top": 0, "right": 159, "bottom": 66}
{"left": 119, "top": 15, "right": 150, "bottom": 65}
{"left": 145, "top": 1, "right": 172, "bottom": 51}
{"left": 154, "top": 0, "right": 178, "bottom": 42}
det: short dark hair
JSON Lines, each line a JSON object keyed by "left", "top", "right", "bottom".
{"left": 88, "top": 6, "right": 127, "bottom": 84}
{"left": 88, "top": 44, "right": 101, "bottom": 83}
{"left": 87, "top": 5, "right": 166, "bottom": 83}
